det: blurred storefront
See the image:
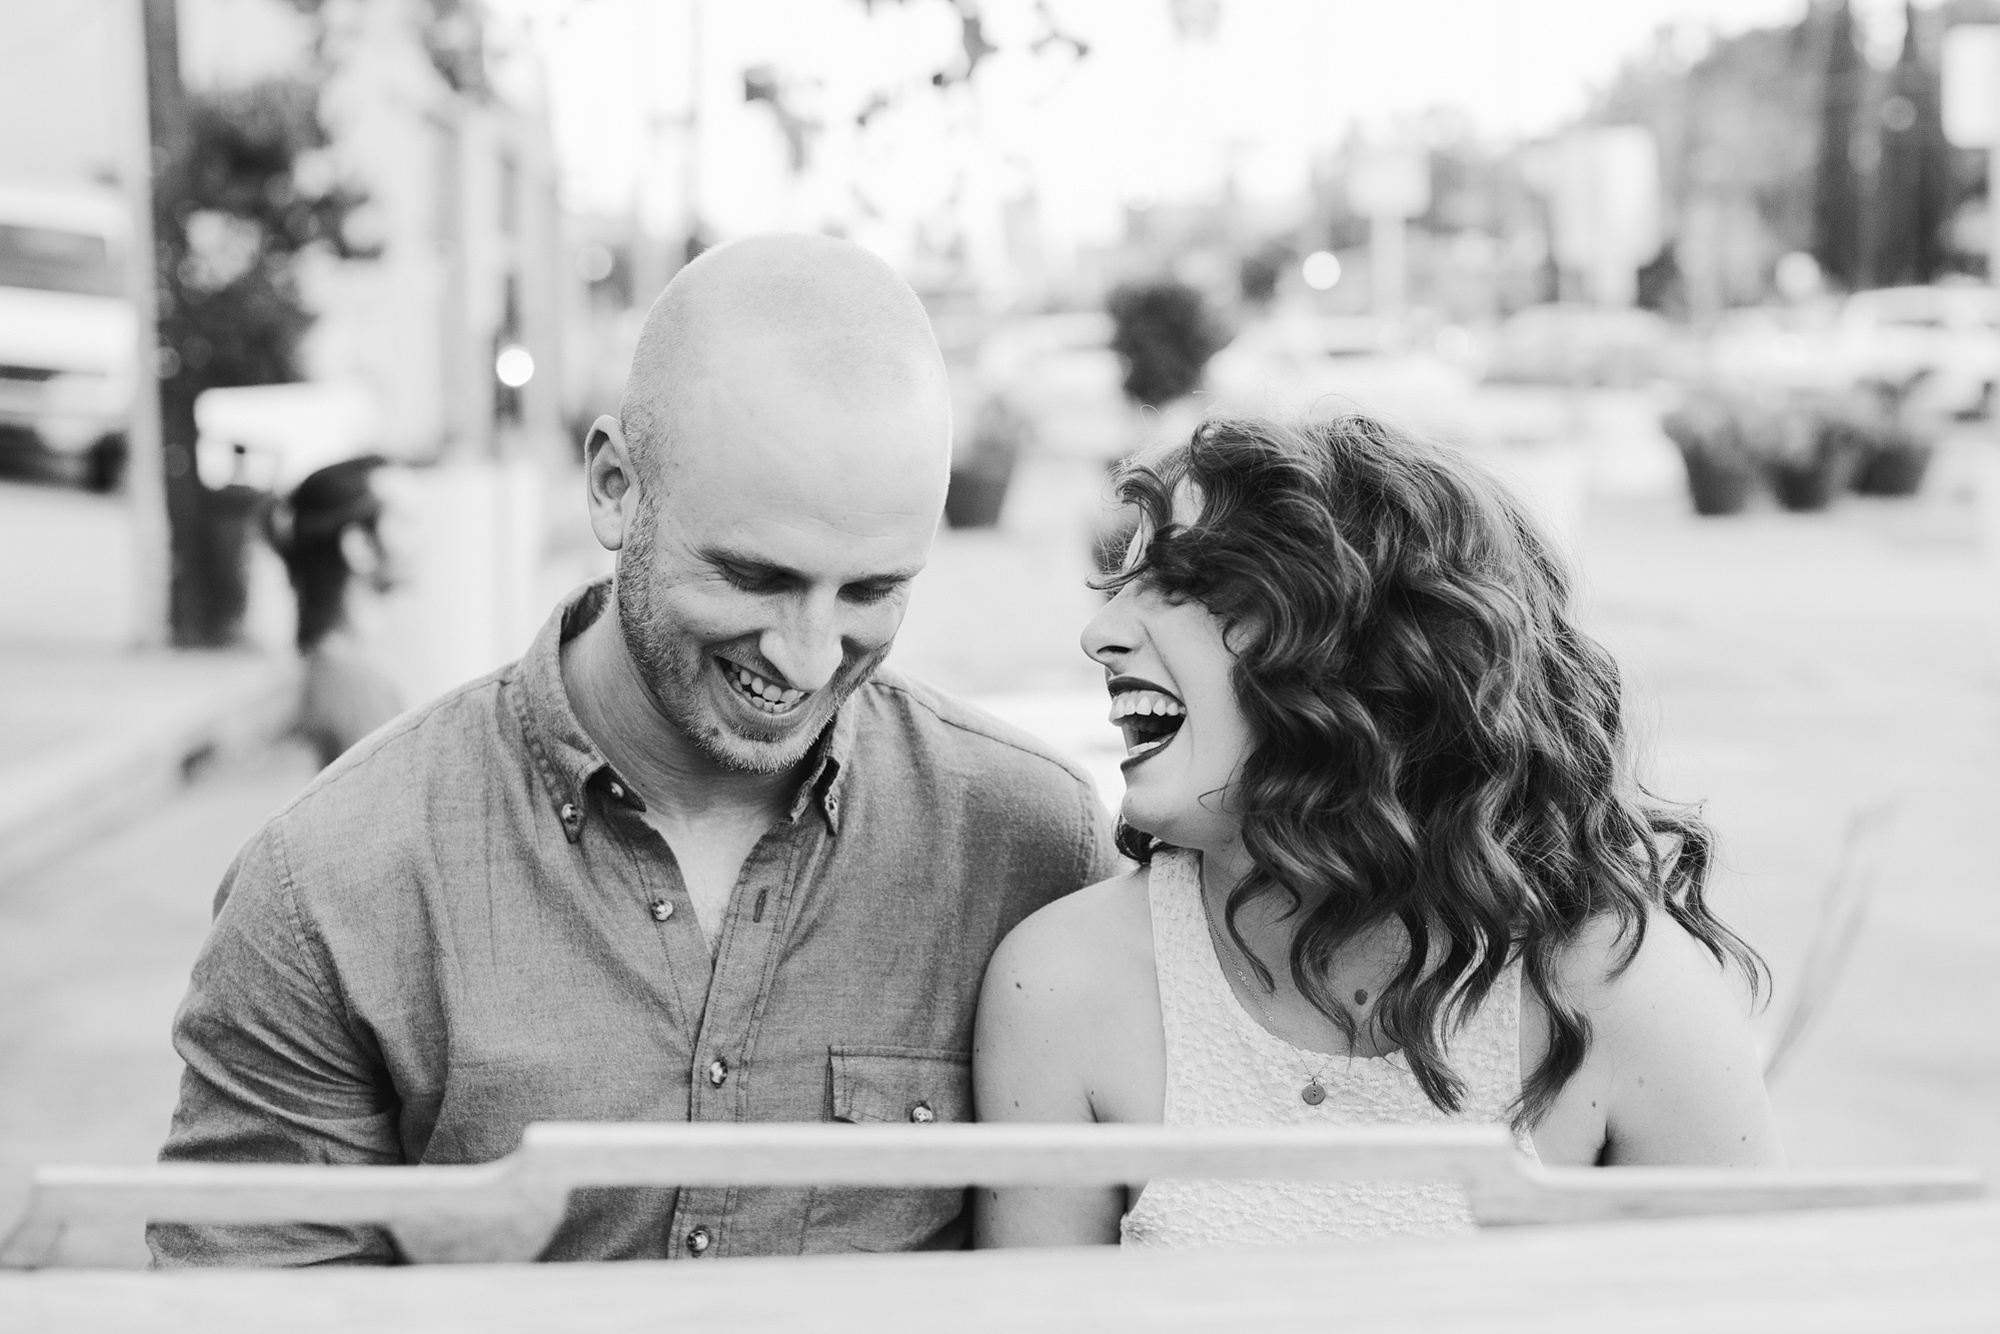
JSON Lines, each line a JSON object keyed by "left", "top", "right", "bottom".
{"left": 0, "top": 0, "right": 578, "bottom": 691}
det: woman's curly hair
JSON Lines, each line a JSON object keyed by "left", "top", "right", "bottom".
{"left": 1102, "top": 414, "right": 1766, "bottom": 1129}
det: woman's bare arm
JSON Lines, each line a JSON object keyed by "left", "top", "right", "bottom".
{"left": 1532, "top": 911, "right": 1784, "bottom": 1167}
{"left": 972, "top": 878, "right": 1149, "bottom": 1247}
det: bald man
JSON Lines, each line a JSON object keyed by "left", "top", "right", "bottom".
{"left": 151, "top": 236, "right": 1119, "bottom": 1266}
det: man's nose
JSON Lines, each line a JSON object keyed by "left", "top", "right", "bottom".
{"left": 760, "top": 595, "right": 845, "bottom": 693}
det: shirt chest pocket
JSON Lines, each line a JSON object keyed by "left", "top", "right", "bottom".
{"left": 807, "top": 1045, "right": 972, "bottom": 1253}
{"left": 827, "top": 1046, "right": 971, "bottom": 1126}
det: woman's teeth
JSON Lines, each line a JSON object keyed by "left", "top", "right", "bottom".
{"left": 1109, "top": 690, "right": 1185, "bottom": 721}
{"left": 725, "top": 662, "right": 805, "bottom": 714}
{"left": 1110, "top": 689, "right": 1186, "bottom": 760}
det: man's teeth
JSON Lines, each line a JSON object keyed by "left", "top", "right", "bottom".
{"left": 1109, "top": 690, "right": 1185, "bottom": 721}
{"left": 728, "top": 663, "right": 804, "bottom": 713}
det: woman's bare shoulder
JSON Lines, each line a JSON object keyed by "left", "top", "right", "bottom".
{"left": 977, "top": 865, "right": 1163, "bottom": 1125}
{"left": 1554, "top": 907, "right": 1748, "bottom": 1011}
{"left": 986, "top": 867, "right": 1154, "bottom": 1009}
{"left": 1524, "top": 906, "right": 1779, "bottom": 1166}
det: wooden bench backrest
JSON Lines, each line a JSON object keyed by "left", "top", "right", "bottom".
{"left": 3, "top": 1122, "right": 1981, "bottom": 1267}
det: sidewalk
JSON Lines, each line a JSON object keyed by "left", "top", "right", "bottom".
{"left": 901, "top": 448, "right": 2000, "bottom": 1180}
{"left": 0, "top": 647, "right": 297, "bottom": 887}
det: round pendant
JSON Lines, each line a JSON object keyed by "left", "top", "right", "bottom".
{"left": 1301, "top": 1080, "right": 1326, "bottom": 1106}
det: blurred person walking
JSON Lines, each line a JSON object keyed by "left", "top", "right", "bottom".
{"left": 152, "top": 235, "right": 1118, "bottom": 1266}
{"left": 976, "top": 415, "right": 1782, "bottom": 1250}
{"left": 263, "top": 456, "right": 413, "bottom": 766}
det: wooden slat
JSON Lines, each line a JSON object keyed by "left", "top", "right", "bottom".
{"left": 8, "top": 1202, "right": 1999, "bottom": 1334}
{"left": 2, "top": 1122, "right": 1982, "bottom": 1269}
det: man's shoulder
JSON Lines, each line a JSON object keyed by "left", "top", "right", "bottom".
{"left": 260, "top": 667, "right": 519, "bottom": 870}
{"left": 853, "top": 669, "right": 1100, "bottom": 802}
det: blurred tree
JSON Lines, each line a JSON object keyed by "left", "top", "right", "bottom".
{"left": 285, "top": 0, "right": 488, "bottom": 97}
{"left": 1238, "top": 242, "right": 1293, "bottom": 308}
{"left": 151, "top": 71, "right": 371, "bottom": 645}
{"left": 743, "top": 64, "right": 818, "bottom": 172}
{"left": 1814, "top": 0, "right": 1868, "bottom": 289}
{"left": 1871, "top": 2, "right": 1951, "bottom": 285}
{"left": 1636, "top": 242, "right": 1688, "bottom": 317}
{"left": 1106, "top": 281, "right": 1225, "bottom": 409}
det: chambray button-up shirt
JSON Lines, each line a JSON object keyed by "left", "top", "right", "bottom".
{"left": 151, "top": 580, "right": 1119, "bottom": 1265}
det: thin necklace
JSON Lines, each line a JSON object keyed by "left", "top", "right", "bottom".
{"left": 1201, "top": 898, "right": 1337, "bottom": 1106}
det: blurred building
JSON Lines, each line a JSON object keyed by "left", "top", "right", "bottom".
{"left": 182, "top": 0, "right": 568, "bottom": 465}
{"left": 0, "top": 0, "right": 576, "bottom": 679}
{"left": 0, "top": 0, "right": 569, "bottom": 467}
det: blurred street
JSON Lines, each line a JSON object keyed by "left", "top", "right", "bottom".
{"left": 6, "top": 0, "right": 2000, "bottom": 1293}
{"left": 5, "top": 437, "right": 1997, "bottom": 1266}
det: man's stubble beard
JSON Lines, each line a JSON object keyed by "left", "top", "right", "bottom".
{"left": 613, "top": 500, "right": 887, "bottom": 775}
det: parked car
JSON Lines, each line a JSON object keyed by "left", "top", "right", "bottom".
{"left": 0, "top": 183, "right": 135, "bottom": 489}
{"left": 1483, "top": 303, "right": 1686, "bottom": 388}
{"left": 1206, "top": 314, "right": 1477, "bottom": 441}
{"left": 1829, "top": 284, "right": 2000, "bottom": 420}
{"left": 193, "top": 381, "right": 382, "bottom": 493}
{"left": 1701, "top": 302, "right": 1843, "bottom": 391}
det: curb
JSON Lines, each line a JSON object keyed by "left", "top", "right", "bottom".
{"left": 0, "top": 655, "right": 299, "bottom": 888}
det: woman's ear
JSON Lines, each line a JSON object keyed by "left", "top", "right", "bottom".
{"left": 583, "top": 414, "right": 638, "bottom": 552}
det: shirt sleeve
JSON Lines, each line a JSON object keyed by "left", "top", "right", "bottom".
{"left": 148, "top": 821, "right": 402, "bottom": 1267}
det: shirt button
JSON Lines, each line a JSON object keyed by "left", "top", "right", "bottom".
{"left": 649, "top": 899, "right": 673, "bottom": 922}
{"left": 609, "top": 781, "right": 625, "bottom": 800}
{"left": 686, "top": 1225, "right": 711, "bottom": 1256}
{"left": 909, "top": 1101, "right": 935, "bottom": 1124}
{"left": 707, "top": 1057, "right": 729, "bottom": 1087}
{"left": 559, "top": 802, "right": 579, "bottom": 823}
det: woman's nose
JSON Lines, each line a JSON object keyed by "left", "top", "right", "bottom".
{"left": 1080, "top": 586, "right": 1137, "bottom": 668}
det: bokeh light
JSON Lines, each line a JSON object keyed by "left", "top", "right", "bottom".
{"left": 494, "top": 345, "right": 536, "bottom": 388}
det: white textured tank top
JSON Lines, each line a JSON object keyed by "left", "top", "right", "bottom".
{"left": 1121, "top": 847, "right": 1537, "bottom": 1248}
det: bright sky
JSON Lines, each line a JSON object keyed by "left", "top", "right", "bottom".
{"left": 487, "top": 0, "right": 1913, "bottom": 253}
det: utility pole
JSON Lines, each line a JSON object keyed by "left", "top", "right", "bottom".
{"left": 1944, "top": 24, "right": 2000, "bottom": 286}
{"left": 117, "top": 0, "right": 170, "bottom": 647}
{"left": 140, "top": 0, "right": 237, "bottom": 647}
{"left": 684, "top": 0, "right": 704, "bottom": 264}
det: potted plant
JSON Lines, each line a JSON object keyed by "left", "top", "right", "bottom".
{"left": 944, "top": 393, "right": 1030, "bottom": 529}
{"left": 1847, "top": 376, "right": 1939, "bottom": 498}
{"left": 1852, "top": 423, "right": 1935, "bottom": 496}
{"left": 1662, "top": 389, "right": 1758, "bottom": 516}
{"left": 1756, "top": 394, "right": 1856, "bottom": 513}
{"left": 1089, "top": 280, "right": 1228, "bottom": 565}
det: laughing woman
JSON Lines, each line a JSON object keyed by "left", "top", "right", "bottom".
{"left": 973, "top": 415, "right": 1782, "bottom": 1249}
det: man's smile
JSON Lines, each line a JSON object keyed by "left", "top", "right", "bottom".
{"left": 716, "top": 655, "right": 808, "bottom": 717}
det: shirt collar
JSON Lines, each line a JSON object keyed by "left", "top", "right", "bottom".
{"left": 792, "top": 694, "right": 855, "bottom": 835}
{"left": 512, "top": 579, "right": 618, "bottom": 842}
{"left": 512, "top": 577, "right": 854, "bottom": 841}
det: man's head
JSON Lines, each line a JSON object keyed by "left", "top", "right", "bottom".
{"left": 583, "top": 233, "right": 953, "bottom": 774}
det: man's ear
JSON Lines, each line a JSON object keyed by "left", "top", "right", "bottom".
{"left": 583, "top": 414, "right": 639, "bottom": 553}
{"left": 338, "top": 523, "right": 382, "bottom": 581}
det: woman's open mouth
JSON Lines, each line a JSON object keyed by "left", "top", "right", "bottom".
{"left": 718, "top": 657, "right": 806, "bottom": 717}
{"left": 1110, "top": 686, "right": 1185, "bottom": 765}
